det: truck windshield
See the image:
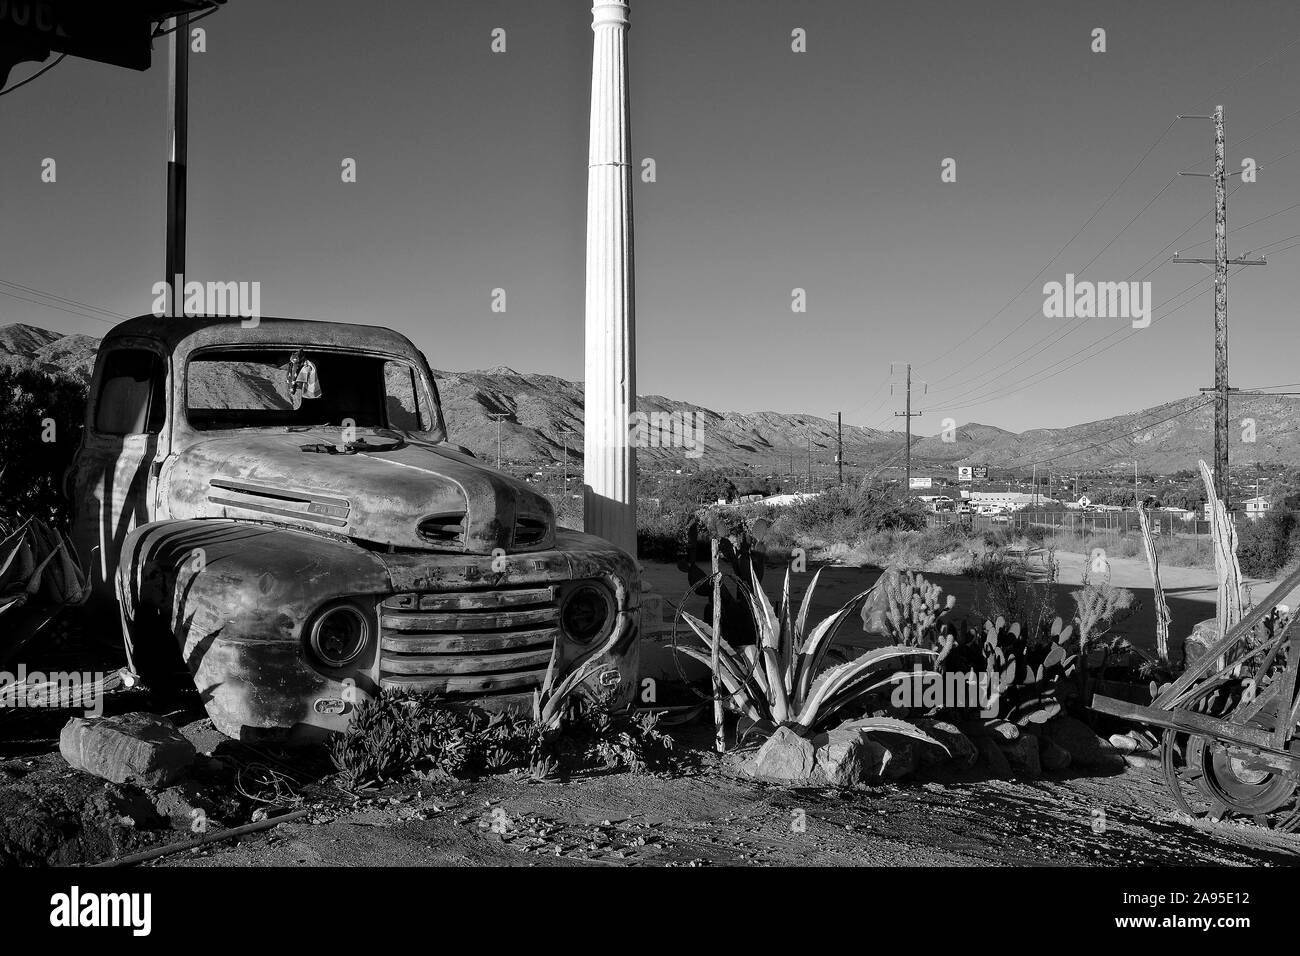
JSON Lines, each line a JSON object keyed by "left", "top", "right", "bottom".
{"left": 187, "top": 348, "right": 436, "bottom": 433}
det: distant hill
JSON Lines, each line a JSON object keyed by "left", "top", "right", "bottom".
{"left": 2, "top": 322, "right": 1297, "bottom": 474}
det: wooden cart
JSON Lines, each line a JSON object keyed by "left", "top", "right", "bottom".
{"left": 1092, "top": 564, "right": 1300, "bottom": 826}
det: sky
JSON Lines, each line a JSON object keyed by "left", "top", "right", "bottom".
{"left": 2, "top": 0, "right": 1300, "bottom": 436}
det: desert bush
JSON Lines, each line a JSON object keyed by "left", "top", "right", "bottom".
{"left": 0, "top": 364, "right": 88, "bottom": 529}
{"left": 787, "top": 485, "right": 925, "bottom": 546}
{"left": 329, "top": 689, "right": 675, "bottom": 790}
{"left": 637, "top": 507, "right": 686, "bottom": 562}
{"left": 1237, "top": 511, "right": 1297, "bottom": 577}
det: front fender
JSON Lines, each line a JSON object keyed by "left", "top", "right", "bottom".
{"left": 118, "top": 519, "right": 390, "bottom": 739}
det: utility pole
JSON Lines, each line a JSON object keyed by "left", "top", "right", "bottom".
{"left": 165, "top": 12, "right": 189, "bottom": 318}
{"left": 837, "top": 412, "right": 843, "bottom": 486}
{"left": 1174, "top": 105, "right": 1267, "bottom": 512}
{"left": 892, "top": 362, "right": 924, "bottom": 492}
{"left": 1134, "top": 460, "right": 1139, "bottom": 508}
{"left": 559, "top": 427, "right": 578, "bottom": 501}
{"left": 806, "top": 430, "right": 813, "bottom": 493}
{"left": 488, "top": 413, "right": 508, "bottom": 469}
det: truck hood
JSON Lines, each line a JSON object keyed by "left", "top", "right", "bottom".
{"left": 163, "top": 429, "right": 556, "bottom": 553}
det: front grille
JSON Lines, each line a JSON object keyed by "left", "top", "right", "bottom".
{"left": 378, "top": 584, "right": 558, "bottom": 705}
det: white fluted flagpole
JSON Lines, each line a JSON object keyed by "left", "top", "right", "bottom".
{"left": 583, "top": 0, "right": 637, "bottom": 556}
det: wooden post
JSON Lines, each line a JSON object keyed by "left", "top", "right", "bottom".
{"left": 1137, "top": 506, "right": 1172, "bottom": 663}
{"left": 710, "top": 537, "right": 725, "bottom": 752}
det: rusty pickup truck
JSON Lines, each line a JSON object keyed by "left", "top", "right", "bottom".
{"left": 69, "top": 316, "right": 639, "bottom": 740}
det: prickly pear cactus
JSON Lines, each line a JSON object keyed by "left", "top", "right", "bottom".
{"left": 916, "top": 614, "right": 1080, "bottom": 726}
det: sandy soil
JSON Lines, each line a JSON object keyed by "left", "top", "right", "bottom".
{"left": 163, "top": 730, "right": 1300, "bottom": 868}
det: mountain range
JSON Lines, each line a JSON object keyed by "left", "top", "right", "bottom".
{"left": 2, "top": 322, "right": 1297, "bottom": 477}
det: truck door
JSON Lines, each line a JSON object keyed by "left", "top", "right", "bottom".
{"left": 70, "top": 344, "right": 168, "bottom": 599}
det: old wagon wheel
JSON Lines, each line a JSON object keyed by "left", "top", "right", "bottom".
{"left": 1160, "top": 682, "right": 1297, "bottom": 825}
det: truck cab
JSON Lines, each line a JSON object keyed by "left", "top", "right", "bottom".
{"left": 70, "top": 316, "right": 639, "bottom": 739}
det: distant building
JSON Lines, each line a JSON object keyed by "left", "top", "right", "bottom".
{"left": 1243, "top": 496, "right": 1272, "bottom": 519}
{"left": 971, "top": 491, "right": 1054, "bottom": 510}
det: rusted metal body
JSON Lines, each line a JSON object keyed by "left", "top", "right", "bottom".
{"left": 72, "top": 315, "right": 639, "bottom": 739}
{"left": 1093, "top": 563, "right": 1300, "bottom": 823}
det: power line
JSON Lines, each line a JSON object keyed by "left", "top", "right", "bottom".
{"left": 999, "top": 399, "right": 1216, "bottom": 472}
{"left": 151, "top": 4, "right": 223, "bottom": 37}
{"left": 918, "top": 120, "right": 1181, "bottom": 374}
{"left": 0, "top": 53, "right": 67, "bottom": 98}
{"left": 928, "top": 174, "right": 1183, "bottom": 395}
{"left": 937, "top": 269, "right": 1229, "bottom": 414}
{"left": 0, "top": 278, "right": 127, "bottom": 320}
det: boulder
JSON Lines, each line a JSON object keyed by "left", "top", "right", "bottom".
{"left": 60, "top": 712, "right": 196, "bottom": 788}
{"left": 813, "top": 728, "right": 888, "bottom": 788}
{"left": 1039, "top": 737, "right": 1072, "bottom": 772}
{"left": 975, "top": 735, "right": 1012, "bottom": 778}
{"left": 916, "top": 719, "right": 978, "bottom": 769}
{"left": 744, "top": 726, "right": 818, "bottom": 784}
{"left": 1040, "top": 715, "right": 1125, "bottom": 772}
{"left": 958, "top": 718, "right": 1019, "bottom": 742}
{"left": 742, "top": 725, "right": 915, "bottom": 787}
{"left": 877, "top": 738, "right": 916, "bottom": 781}
{"left": 1000, "top": 734, "right": 1041, "bottom": 777}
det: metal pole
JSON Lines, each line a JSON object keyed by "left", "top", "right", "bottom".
{"left": 904, "top": 364, "right": 912, "bottom": 490}
{"left": 837, "top": 412, "right": 843, "bottom": 486}
{"left": 807, "top": 430, "right": 812, "bottom": 492}
{"left": 165, "top": 13, "right": 189, "bottom": 318}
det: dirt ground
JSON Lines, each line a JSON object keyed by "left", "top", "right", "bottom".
{"left": 162, "top": 725, "right": 1300, "bottom": 868}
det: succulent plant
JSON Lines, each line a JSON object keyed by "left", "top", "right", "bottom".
{"left": 907, "top": 614, "right": 1080, "bottom": 727}
{"left": 877, "top": 569, "right": 957, "bottom": 649}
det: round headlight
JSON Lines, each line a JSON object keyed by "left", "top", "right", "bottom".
{"left": 309, "top": 604, "right": 370, "bottom": 667}
{"left": 561, "top": 584, "right": 613, "bottom": 644}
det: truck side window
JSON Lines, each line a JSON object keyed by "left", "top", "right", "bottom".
{"left": 95, "top": 349, "right": 166, "bottom": 435}
{"left": 384, "top": 361, "right": 425, "bottom": 431}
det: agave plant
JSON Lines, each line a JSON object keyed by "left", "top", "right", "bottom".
{"left": 674, "top": 564, "right": 938, "bottom": 735}
{"left": 532, "top": 625, "right": 626, "bottom": 729}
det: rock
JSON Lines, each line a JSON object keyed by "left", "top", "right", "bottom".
{"left": 1124, "top": 753, "right": 1162, "bottom": 771}
{"left": 1040, "top": 715, "right": 1125, "bottom": 773}
{"left": 1000, "top": 735, "right": 1041, "bottom": 776}
{"left": 975, "top": 736, "right": 1012, "bottom": 778}
{"left": 1184, "top": 619, "right": 1218, "bottom": 667}
{"left": 1039, "top": 737, "right": 1072, "bottom": 772}
{"left": 151, "top": 780, "right": 223, "bottom": 832}
{"left": 102, "top": 784, "right": 166, "bottom": 830}
{"left": 60, "top": 712, "right": 196, "bottom": 788}
{"left": 1109, "top": 733, "right": 1139, "bottom": 754}
{"left": 813, "top": 728, "right": 888, "bottom": 788}
{"left": 877, "top": 738, "right": 916, "bottom": 781}
{"left": 959, "top": 718, "right": 1019, "bottom": 742}
{"left": 916, "top": 719, "right": 978, "bottom": 769}
{"left": 744, "top": 726, "right": 818, "bottom": 784}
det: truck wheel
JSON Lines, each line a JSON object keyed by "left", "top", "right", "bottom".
{"left": 125, "top": 605, "right": 198, "bottom": 704}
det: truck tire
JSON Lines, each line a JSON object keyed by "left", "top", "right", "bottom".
{"left": 124, "top": 602, "right": 198, "bottom": 704}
